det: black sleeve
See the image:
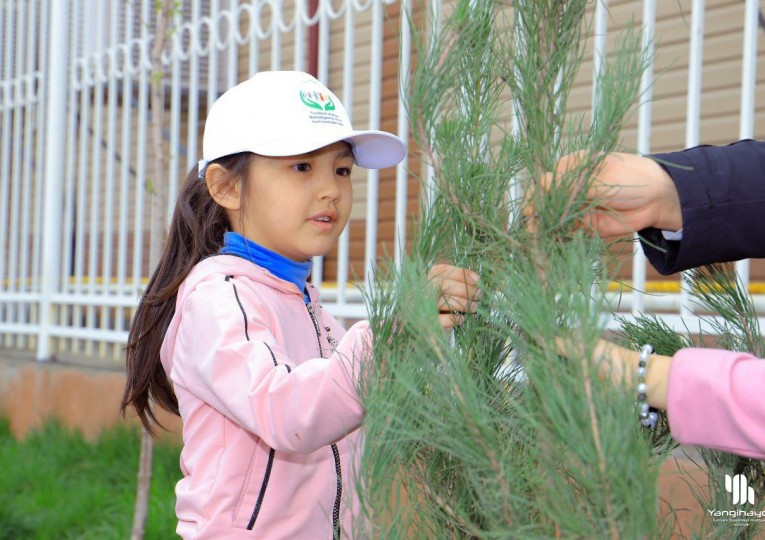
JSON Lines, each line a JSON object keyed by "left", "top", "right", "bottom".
{"left": 639, "top": 139, "right": 765, "bottom": 275}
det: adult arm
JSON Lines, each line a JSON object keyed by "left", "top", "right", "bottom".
{"left": 640, "top": 139, "right": 765, "bottom": 274}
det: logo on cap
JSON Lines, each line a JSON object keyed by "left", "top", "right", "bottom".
{"left": 300, "top": 87, "right": 336, "bottom": 112}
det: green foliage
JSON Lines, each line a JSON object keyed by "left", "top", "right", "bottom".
{"left": 614, "top": 313, "right": 694, "bottom": 356}
{"left": 618, "top": 263, "right": 765, "bottom": 539}
{"left": 0, "top": 418, "right": 179, "bottom": 539}
{"left": 687, "top": 264, "right": 765, "bottom": 356}
{"left": 364, "top": 2, "right": 764, "bottom": 537}
{"left": 358, "top": 1, "right": 669, "bottom": 537}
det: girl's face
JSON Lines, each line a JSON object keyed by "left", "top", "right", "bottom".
{"left": 235, "top": 141, "right": 354, "bottom": 261}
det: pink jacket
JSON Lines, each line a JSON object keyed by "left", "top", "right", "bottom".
{"left": 667, "top": 348, "right": 765, "bottom": 459}
{"left": 160, "top": 255, "right": 371, "bottom": 539}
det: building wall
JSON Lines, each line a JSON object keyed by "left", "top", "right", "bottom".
{"left": 329, "top": 0, "right": 765, "bottom": 282}
{"left": 0, "top": 349, "right": 182, "bottom": 443}
{"left": 72, "top": 1, "right": 765, "bottom": 284}
{"left": 597, "top": 1, "right": 765, "bottom": 283}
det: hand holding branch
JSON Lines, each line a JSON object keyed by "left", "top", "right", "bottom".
{"left": 530, "top": 151, "right": 683, "bottom": 239}
{"left": 427, "top": 263, "right": 482, "bottom": 330}
{"left": 554, "top": 336, "right": 671, "bottom": 411}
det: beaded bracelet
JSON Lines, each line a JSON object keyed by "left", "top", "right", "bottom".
{"left": 637, "top": 344, "right": 658, "bottom": 429}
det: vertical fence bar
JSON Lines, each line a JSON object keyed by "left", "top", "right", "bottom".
{"left": 393, "top": 0, "right": 411, "bottom": 269}
{"left": 59, "top": 0, "right": 76, "bottom": 356}
{"left": 74, "top": 2, "right": 91, "bottom": 354}
{"left": 227, "top": 0, "right": 239, "bottom": 88}
{"left": 208, "top": 0, "right": 219, "bottom": 108}
{"left": 509, "top": 13, "right": 523, "bottom": 228}
{"left": 311, "top": 0, "right": 331, "bottom": 293}
{"left": 312, "top": 0, "right": 334, "bottom": 290}
{"left": 632, "top": 0, "right": 656, "bottom": 315}
{"left": 681, "top": 0, "right": 705, "bottom": 319}
{"left": 0, "top": 3, "right": 12, "bottom": 334}
{"left": 248, "top": 0, "right": 260, "bottom": 76}
{"left": 118, "top": 2, "right": 134, "bottom": 330}
{"left": 169, "top": 5, "right": 183, "bottom": 218}
{"left": 171, "top": 7, "right": 184, "bottom": 247}
{"left": 586, "top": 1, "right": 607, "bottom": 319}
{"left": 686, "top": 2, "right": 705, "bottom": 134}
{"left": 591, "top": 0, "right": 607, "bottom": 116}
{"left": 187, "top": 0, "right": 201, "bottom": 171}
{"left": 32, "top": 0, "right": 47, "bottom": 351}
{"left": 422, "top": 0, "right": 441, "bottom": 214}
{"left": 317, "top": 1, "right": 329, "bottom": 82}
{"left": 37, "top": 0, "right": 70, "bottom": 360}
{"left": 364, "top": 0, "right": 383, "bottom": 288}
{"left": 335, "top": 1, "right": 356, "bottom": 317}
{"left": 735, "top": 0, "right": 758, "bottom": 286}
{"left": 19, "top": 0, "right": 38, "bottom": 348}
{"left": 294, "top": 0, "right": 306, "bottom": 72}
{"left": 8, "top": 0, "right": 25, "bottom": 341}
{"left": 103, "top": 1, "right": 120, "bottom": 296}
{"left": 738, "top": 0, "right": 757, "bottom": 149}
{"left": 271, "top": 0, "right": 282, "bottom": 69}
{"left": 4, "top": 7, "right": 15, "bottom": 324}
{"left": 132, "top": 0, "right": 150, "bottom": 297}
{"left": 100, "top": 2, "right": 120, "bottom": 354}
{"left": 86, "top": 1, "right": 105, "bottom": 355}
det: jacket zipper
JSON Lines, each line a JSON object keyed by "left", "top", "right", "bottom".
{"left": 306, "top": 302, "right": 342, "bottom": 539}
{"left": 306, "top": 303, "right": 324, "bottom": 357}
{"left": 330, "top": 443, "right": 342, "bottom": 540}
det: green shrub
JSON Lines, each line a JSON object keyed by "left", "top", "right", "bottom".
{"left": 0, "top": 417, "right": 179, "bottom": 539}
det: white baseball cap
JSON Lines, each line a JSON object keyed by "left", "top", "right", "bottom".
{"left": 198, "top": 71, "right": 407, "bottom": 174}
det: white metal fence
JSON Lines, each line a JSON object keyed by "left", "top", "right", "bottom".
{"left": 0, "top": 0, "right": 763, "bottom": 364}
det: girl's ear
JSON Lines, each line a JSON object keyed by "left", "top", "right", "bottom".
{"left": 205, "top": 163, "right": 241, "bottom": 211}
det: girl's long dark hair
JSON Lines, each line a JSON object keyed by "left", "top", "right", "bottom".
{"left": 121, "top": 153, "right": 252, "bottom": 434}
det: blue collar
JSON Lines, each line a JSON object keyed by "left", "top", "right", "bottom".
{"left": 220, "top": 232, "right": 312, "bottom": 303}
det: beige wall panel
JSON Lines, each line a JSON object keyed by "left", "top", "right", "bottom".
{"left": 622, "top": 111, "right": 765, "bottom": 152}
{"left": 168, "top": 1, "right": 764, "bottom": 281}
{"left": 526, "top": 0, "right": 765, "bottom": 152}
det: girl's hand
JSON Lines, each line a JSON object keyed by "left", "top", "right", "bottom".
{"left": 427, "top": 263, "right": 481, "bottom": 330}
{"left": 556, "top": 337, "right": 671, "bottom": 410}
{"left": 592, "top": 338, "right": 638, "bottom": 385}
{"left": 594, "top": 338, "right": 671, "bottom": 410}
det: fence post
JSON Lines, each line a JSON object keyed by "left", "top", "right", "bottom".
{"left": 735, "top": 0, "right": 759, "bottom": 286}
{"left": 37, "top": 0, "right": 70, "bottom": 360}
{"left": 591, "top": 0, "right": 607, "bottom": 114}
{"left": 363, "top": 0, "right": 384, "bottom": 290}
{"left": 680, "top": 0, "right": 705, "bottom": 320}
{"left": 632, "top": 0, "right": 656, "bottom": 315}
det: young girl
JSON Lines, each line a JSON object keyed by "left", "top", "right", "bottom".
{"left": 121, "top": 71, "right": 480, "bottom": 538}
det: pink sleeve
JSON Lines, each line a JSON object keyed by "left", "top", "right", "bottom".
{"left": 667, "top": 348, "right": 765, "bottom": 459}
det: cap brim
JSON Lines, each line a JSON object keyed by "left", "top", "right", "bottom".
{"left": 344, "top": 131, "right": 407, "bottom": 169}
{"left": 254, "top": 130, "right": 407, "bottom": 170}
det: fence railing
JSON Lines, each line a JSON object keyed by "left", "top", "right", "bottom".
{"left": 0, "top": 0, "right": 763, "bottom": 365}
